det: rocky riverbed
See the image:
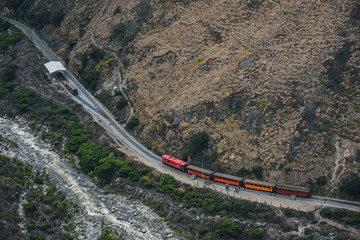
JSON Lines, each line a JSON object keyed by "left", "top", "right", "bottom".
{"left": 0, "top": 117, "right": 176, "bottom": 240}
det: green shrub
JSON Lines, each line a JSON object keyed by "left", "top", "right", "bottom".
{"left": 68, "top": 39, "right": 77, "bottom": 49}
{"left": 160, "top": 174, "right": 174, "bottom": 185}
{"left": 125, "top": 116, "right": 140, "bottom": 130}
{"left": 5, "top": 0, "right": 22, "bottom": 9}
{"left": 116, "top": 97, "right": 128, "bottom": 110}
{"left": 340, "top": 176, "right": 360, "bottom": 200}
{"left": 50, "top": 9, "right": 65, "bottom": 27}
{"left": 98, "top": 227, "right": 123, "bottom": 240}
{"left": 247, "top": 227, "right": 263, "bottom": 238}
{"left": 2, "top": 64, "right": 18, "bottom": 81}
{"left": 94, "top": 154, "right": 124, "bottom": 182}
{"left": 251, "top": 166, "right": 263, "bottom": 180}
{"left": 188, "top": 131, "right": 209, "bottom": 155}
{"left": 89, "top": 47, "right": 105, "bottom": 63}
{"left": 216, "top": 220, "right": 241, "bottom": 238}
{"left": 283, "top": 207, "right": 293, "bottom": 217}
{"left": 83, "top": 69, "right": 100, "bottom": 91}
{"left": 77, "top": 142, "right": 109, "bottom": 173}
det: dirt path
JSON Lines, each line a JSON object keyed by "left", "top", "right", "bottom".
{"left": 90, "top": 0, "right": 134, "bottom": 124}
{"left": 314, "top": 209, "right": 360, "bottom": 236}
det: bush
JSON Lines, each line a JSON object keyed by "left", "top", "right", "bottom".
{"left": 5, "top": 0, "right": 22, "bottom": 9}
{"left": 160, "top": 174, "right": 174, "bottom": 185}
{"left": 50, "top": 9, "right": 65, "bottom": 27}
{"left": 83, "top": 69, "right": 100, "bottom": 91}
{"left": 251, "top": 166, "right": 264, "bottom": 180}
{"left": 340, "top": 176, "right": 360, "bottom": 200}
{"left": 216, "top": 220, "right": 241, "bottom": 237}
{"left": 77, "top": 142, "right": 110, "bottom": 173}
{"left": 188, "top": 131, "right": 209, "bottom": 155}
{"left": 283, "top": 207, "right": 293, "bottom": 217}
{"left": 125, "top": 116, "right": 140, "bottom": 130}
{"left": 68, "top": 39, "right": 77, "bottom": 49}
{"left": 94, "top": 154, "right": 124, "bottom": 182}
{"left": 89, "top": 47, "right": 105, "bottom": 63}
{"left": 65, "top": 135, "right": 88, "bottom": 153}
{"left": 116, "top": 97, "right": 128, "bottom": 110}
{"left": 2, "top": 64, "right": 18, "bottom": 81}
{"left": 247, "top": 228, "right": 263, "bottom": 238}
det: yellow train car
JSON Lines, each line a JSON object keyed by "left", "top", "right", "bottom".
{"left": 243, "top": 179, "right": 275, "bottom": 192}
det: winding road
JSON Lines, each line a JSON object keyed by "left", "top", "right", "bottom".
{"left": 1, "top": 15, "right": 360, "bottom": 216}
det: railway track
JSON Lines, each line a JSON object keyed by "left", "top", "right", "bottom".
{"left": 61, "top": 71, "right": 162, "bottom": 163}
{"left": 311, "top": 195, "right": 360, "bottom": 209}
{"left": 4, "top": 15, "right": 359, "bottom": 212}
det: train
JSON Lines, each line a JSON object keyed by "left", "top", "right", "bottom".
{"left": 162, "top": 154, "right": 311, "bottom": 198}
{"left": 56, "top": 72, "right": 78, "bottom": 95}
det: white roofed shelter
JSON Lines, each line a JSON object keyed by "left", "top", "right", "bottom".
{"left": 44, "top": 61, "right": 66, "bottom": 74}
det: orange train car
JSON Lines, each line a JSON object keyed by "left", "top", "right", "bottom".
{"left": 212, "top": 172, "right": 244, "bottom": 186}
{"left": 243, "top": 179, "right": 275, "bottom": 192}
{"left": 186, "top": 165, "right": 214, "bottom": 179}
{"left": 276, "top": 184, "right": 311, "bottom": 198}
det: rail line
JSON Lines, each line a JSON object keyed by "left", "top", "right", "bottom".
{"left": 61, "top": 71, "right": 360, "bottom": 210}
{"left": 311, "top": 196, "right": 360, "bottom": 208}
{"left": 4, "top": 15, "right": 359, "bottom": 212}
{"left": 61, "top": 71, "right": 162, "bottom": 163}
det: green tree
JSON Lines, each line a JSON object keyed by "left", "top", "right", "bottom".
{"left": 340, "top": 176, "right": 360, "bottom": 200}
{"left": 251, "top": 166, "right": 264, "bottom": 180}
{"left": 116, "top": 97, "right": 128, "bottom": 110}
{"left": 98, "top": 227, "right": 123, "bottom": 240}
{"left": 247, "top": 228, "right": 263, "bottom": 238}
{"left": 65, "top": 135, "right": 88, "bottom": 153}
{"left": 50, "top": 9, "right": 65, "bottom": 27}
{"left": 188, "top": 131, "right": 209, "bottom": 155}
{"left": 216, "top": 220, "right": 241, "bottom": 237}
{"left": 160, "top": 174, "right": 174, "bottom": 185}
{"left": 5, "top": 0, "right": 22, "bottom": 9}
{"left": 2, "top": 64, "right": 18, "bottom": 81}
{"left": 125, "top": 116, "right": 139, "bottom": 130}
{"left": 76, "top": 142, "right": 109, "bottom": 173}
{"left": 83, "top": 69, "right": 100, "bottom": 91}
{"left": 94, "top": 154, "right": 124, "bottom": 182}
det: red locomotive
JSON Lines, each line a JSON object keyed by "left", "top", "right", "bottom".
{"left": 162, "top": 154, "right": 311, "bottom": 198}
{"left": 56, "top": 72, "right": 78, "bottom": 95}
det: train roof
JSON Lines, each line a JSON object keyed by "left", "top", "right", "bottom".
{"left": 243, "top": 178, "right": 276, "bottom": 187}
{"left": 276, "top": 184, "right": 310, "bottom": 192}
{"left": 212, "top": 172, "right": 244, "bottom": 182}
{"left": 66, "top": 81, "right": 76, "bottom": 90}
{"left": 162, "top": 154, "right": 188, "bottom": 166}
{"left": 186, "top": 165, "right": 214, "bottom": 175}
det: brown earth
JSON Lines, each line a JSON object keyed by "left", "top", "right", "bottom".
{"left": 2, "top": 0, "right": 360, "bottom": 196}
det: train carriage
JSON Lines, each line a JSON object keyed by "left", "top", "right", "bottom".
{"left": 162, "top": 154, "right": 187, "bottom": 171}
{"left": 186, "top": 164, "right": 214, "bottom": 179}
{"left": 243, "top": 179, "right": 275, "bottom": 192}
{"left": 56, "top": 72, "right": 78, "bottom": 95}
{"left": 212, "top": 172, "right": 243, "bottom": 186}
{"left": 65, "top": 81, "right": 78, "bottom": 95}
{"left": 276, "top": 184, "right": 311, "bottom": 198}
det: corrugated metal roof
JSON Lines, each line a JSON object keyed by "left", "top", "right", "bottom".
{"left": 276, "top": 184, "right": 310, "bottom": 191}
{"left": 243, "top": 179, "right": 276, "bottom": 187}
{"left": 213, "top": 172, "right": 244, "bottom": 182}
{"left": 186, "top": 165, "right": 214, "bottom": 175}
{"left": 44, "top": 61, "right": 66, "bottom": 74}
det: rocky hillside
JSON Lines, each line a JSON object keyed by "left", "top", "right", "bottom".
{"left": 2, "top": 0, "right": 360, "bottom": 197}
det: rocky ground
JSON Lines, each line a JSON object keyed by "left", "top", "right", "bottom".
{"left": 0, "top": 117, "right": 176, "bottom": 240}
{"left": 3, "top": 0, "right": 357, "bottom": 195}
